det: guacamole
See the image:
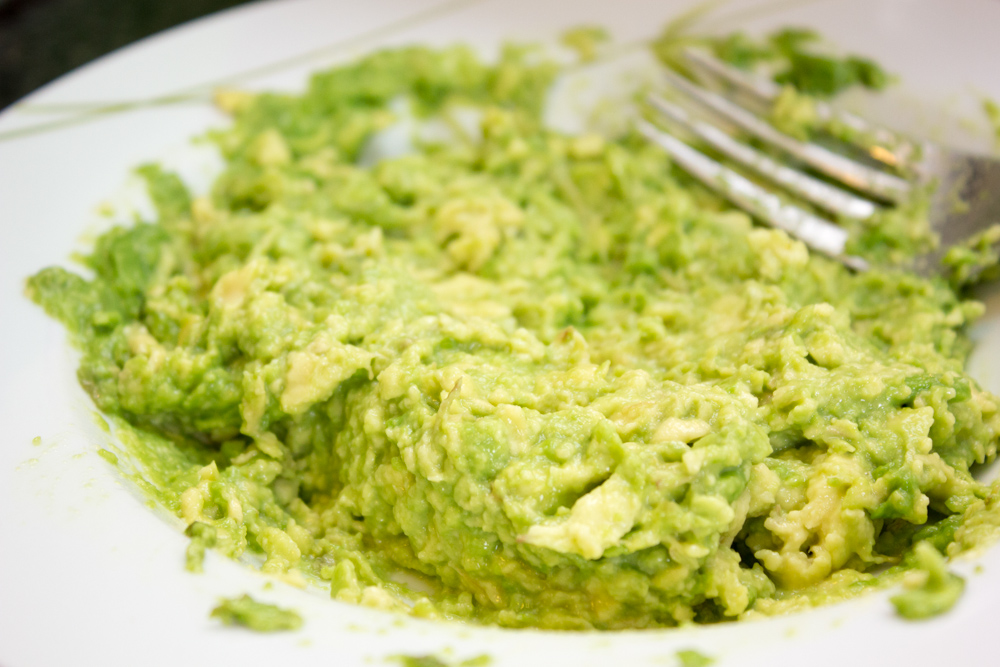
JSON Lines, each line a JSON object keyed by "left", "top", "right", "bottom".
{"left": 26, "top": 37, "right": 1000, "bottom": 630}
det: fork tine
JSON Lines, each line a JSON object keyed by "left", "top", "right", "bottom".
{"left": 659, "top": 68, "right": 911, "bottom": 203}
{"left": 636, "top": 118, "right": 868, "bottom": 271}
{"left": 681, "top": 47, "right": 778, "bottom": 109}
{"left": 680, "top": 48, "right": 916, "bottom": 170}
{"left": 648, "top": 94, "right": 878, "bottom": 220}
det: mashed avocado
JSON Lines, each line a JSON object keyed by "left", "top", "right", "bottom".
{"left": 26, "top": 38, "right": 1000, "bottom": 630}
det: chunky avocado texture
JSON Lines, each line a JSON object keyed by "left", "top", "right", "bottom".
{"left": 27, "top": 40, "right": 1000, "bottom": 630}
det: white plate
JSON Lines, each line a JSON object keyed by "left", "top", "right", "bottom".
{"left": 3, "top": 1, "right": 1000, "bottom": 665}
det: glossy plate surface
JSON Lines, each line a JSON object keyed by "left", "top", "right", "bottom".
{"left": 2, "top": 1, "right": 1000, "bottom": 665}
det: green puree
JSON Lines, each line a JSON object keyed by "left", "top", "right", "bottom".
{"left": 25, "top": 38, "right": 1000, "bottom": 630}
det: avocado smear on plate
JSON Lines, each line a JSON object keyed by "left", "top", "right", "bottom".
{"left": 211, "top": 594, "right": 303, "bottom": 632}
{"left": 26, "top": 32, "right": 1000, "bottom": 630}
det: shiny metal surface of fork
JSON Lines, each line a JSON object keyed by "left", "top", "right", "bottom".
{"left": 680, "top": 48, "right": 918, "bottom": 169}
{"left": 642, "top": 49, "right": 1000, "bottom": 276}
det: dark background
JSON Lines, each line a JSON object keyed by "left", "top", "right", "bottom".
{"left": 0, "top": 0, "right": 256, "bottom": 108}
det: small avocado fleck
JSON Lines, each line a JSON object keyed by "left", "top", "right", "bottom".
{"left": 676, "top": 649, "right": 714, "bottom": 667}
{"left": 210, "top": 594, "right": 303, "bottom": 632}
{"left": 96, "top": 448, "right": 118, "bottom": 465}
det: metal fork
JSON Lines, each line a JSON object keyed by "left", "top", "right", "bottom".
{"left": 637, "top": 47, "right": 1000, "bottom": 276}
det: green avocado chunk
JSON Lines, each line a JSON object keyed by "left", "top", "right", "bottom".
{"left": 890, "top": 542, "right": 966, "bottom": 620}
